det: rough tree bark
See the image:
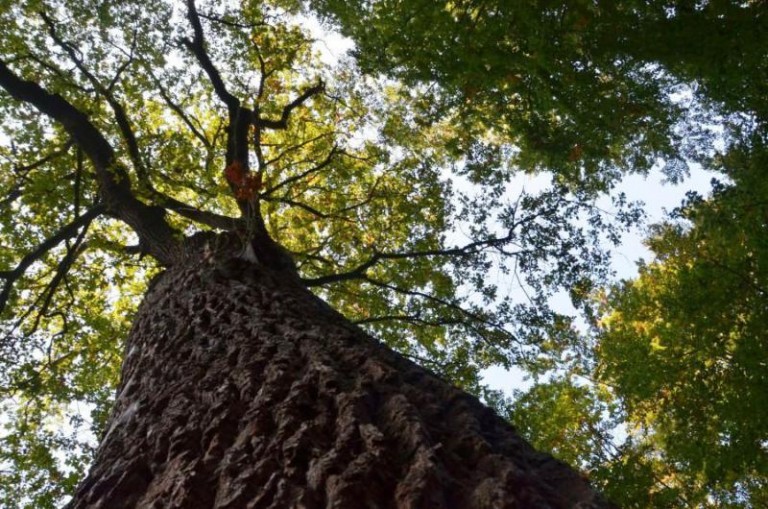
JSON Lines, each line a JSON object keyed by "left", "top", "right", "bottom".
{"left": 65, "top": 242, "right": 614, "bottom": 509}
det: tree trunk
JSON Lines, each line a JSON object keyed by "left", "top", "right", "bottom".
{"left": 66, "top": 253, "right": 613, "bottom": 509}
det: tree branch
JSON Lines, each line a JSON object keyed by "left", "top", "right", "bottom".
{"left": 264, "top": 134, "right": 334, "bottom": 168}
{"left": 182, "top": 0, "right": 252, "bottom": 176}
{"left": 354, "top": 314, "right": 464, "bottom": 328}
{"left": 301, "top": 197, "right": 568, "bottom": 288}
{"left": 0, "top": 188, "right": 23, "bottom": 211}
{"left": 0, "top": 59, "right": 182, "bottom": 265}
{"left": 106, "top": 48, "right": 135, "bottom": 93}
{"left": 0, "top": 139, "right": 74, "bottom": 210}
{"left": 149, "top": 69, "right": 212, "bottom": 148}
{"left": 0, "top": 60, "right": 115, "bottom": 171}
{"left": 262, "top": 145, "right": 337, "bottom": 197}
{"left": 302, "top": 233, "right": 524, "bottom": 287}
{"left": 41, "top": 11, "right": 147, "bottom": 177}
{"left": 181, "top": 0, "right": 239, "bottom": 111}
{"left": 41, "top": 14, "right": 240, "bottom": 232}
{"left": 27, "top": 222, "right": 90, "bottom": 335}
{"left": 254, "top": 81, "right": 325, "bottom": 130}
{"left": 0, "top": 204, "right": 103, "bottom": 316}
{"left": 197, "top": 11, "right": 266, "bottom": 30}
{"left": 262, "top": 195, "right": 333, "bottom": 219}
{"left": 156, "top": 195, "right": 241, "bottom": 230}
{"left": 361, "top": 276, "right": 517, "bottom": 346}
{"left": 46, "top": 16, "right": 232, "bottom": 240}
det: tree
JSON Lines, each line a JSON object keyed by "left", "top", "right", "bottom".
{"left": 0, "top": 0, "right": 629, "bottom": 506}
{"left": 491, "top": 142, "right": 768, "bottom": 508}
{"left": 310, "top": 1, "right": 768, "bottom": 506}
{"left": 595, "top": 140, "right": 768, "bottom": 507}
{"left": 5, "top": 0, "right": 764, "bottom": 506}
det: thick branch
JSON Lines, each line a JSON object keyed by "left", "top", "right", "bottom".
{"left": 0, "top": 60, "right": 116, "bottom": 171}
{"left": 182, "top": 0, "right": 252, "bottom": 172}
{"left": 157, "top": 195, "right": 241, "bottom": 230}
{"left": 41, "top": 14, "right": 235, "bottom": 230}
{"left": 0, "top": 59, "right": 182, "bottom": 265}
{"left": 181, "top": 0, "right": 322, "bottom": 225}
{"left": 182, "top": 0, "right": 239, "bottom": 111}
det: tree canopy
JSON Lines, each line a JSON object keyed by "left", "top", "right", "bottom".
{"left": 593, "top": 140, "right": 768, "bottom": 507}
{"left": 0, "top": 0, "right": 766, "bottom": 507}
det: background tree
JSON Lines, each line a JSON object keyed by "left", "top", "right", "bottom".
{"left": 593, "top": 140, "right": 768, "bottom": 507}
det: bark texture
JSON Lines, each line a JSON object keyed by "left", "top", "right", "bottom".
{"left": 67, "top": 254, "right": 614, "bottom": 509}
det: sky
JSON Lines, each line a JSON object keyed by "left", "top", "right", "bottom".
{"left": 481, "top": 165, "right": 717, "bottom": 395}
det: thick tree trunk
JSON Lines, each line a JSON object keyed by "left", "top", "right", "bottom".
{"left": 66, "top": 253, "right": 613, "bottom": 508}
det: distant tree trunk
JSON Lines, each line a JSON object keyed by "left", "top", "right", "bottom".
{"left": 66, "top": 251, "right": 613, "bottom": 509}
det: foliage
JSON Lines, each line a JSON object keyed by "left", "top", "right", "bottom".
{"left": 506, "top": 376, "right": 614, "bottom": 468}
{"left": 0, "top": 0, "right": 765, "bottom": 507}
{"left": 315, "top": 0, "right": 695, "bottom": 187}
{"left": 0, "top": 0, "right": 639, "bottom": 505}
{"left": 595, "top": 140, "right": 768, "bottom": 507}
{"left": 315, "top": 0, "right": 768, "bottom": 178}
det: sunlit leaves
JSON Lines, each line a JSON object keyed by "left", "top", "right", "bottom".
{"left": 509, "top": 376, "right": 614, "bottom": 468}
{"left": 596, "top": 141, "right": 768, "bottom": 506}
{"left": 314, "top": 0, "right": 684, "bottom": 190}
